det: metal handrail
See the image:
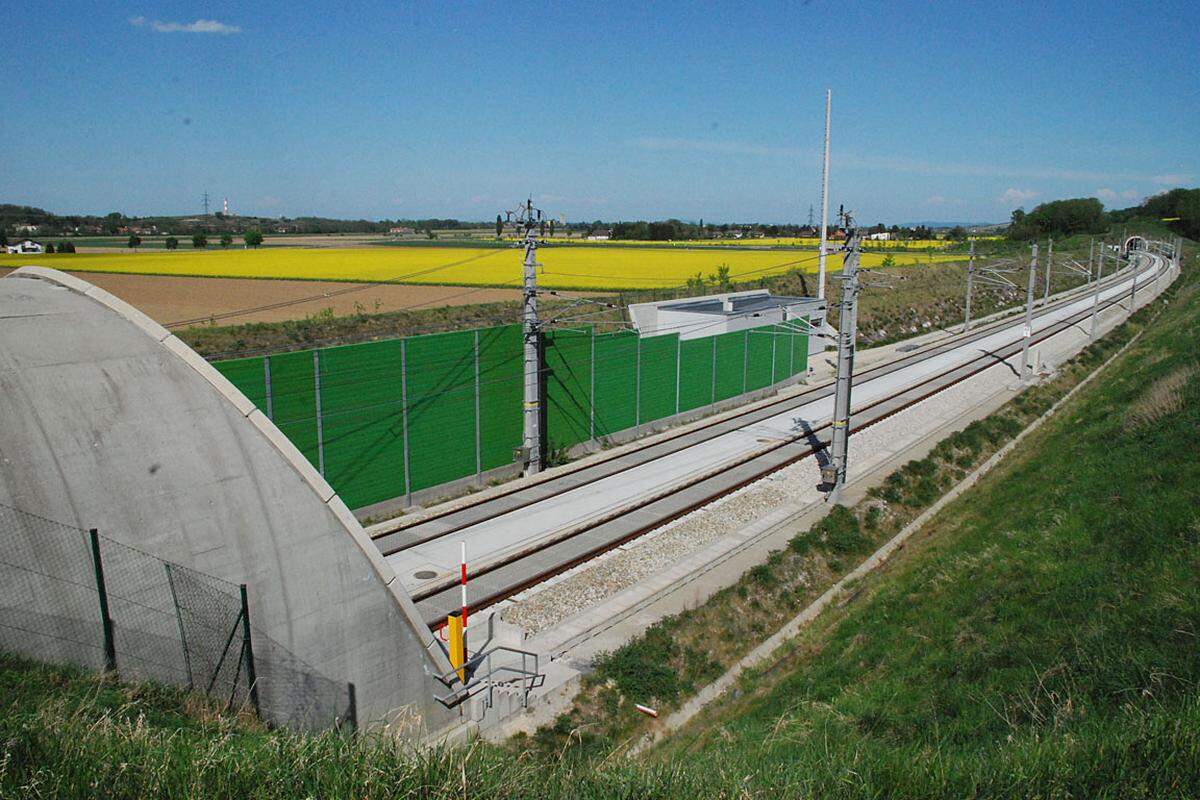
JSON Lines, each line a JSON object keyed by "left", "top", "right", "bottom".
{"left": 433, "top": 643, "right": 544, "bottom": 711}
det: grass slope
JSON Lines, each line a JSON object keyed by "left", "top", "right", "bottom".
{"left": 655, "top": 259, "right": 1200, "bottom": 795}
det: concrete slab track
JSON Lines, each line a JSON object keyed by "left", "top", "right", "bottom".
{"left": 382, "top": 255, "right": 1166, "bottom": 627}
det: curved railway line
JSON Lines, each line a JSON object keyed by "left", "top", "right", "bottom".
{"left": 370, "top": 254, "right": 1168, "bottom": 629}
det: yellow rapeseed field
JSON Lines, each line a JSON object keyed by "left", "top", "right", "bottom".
{"left": 0, "top": 245, "right": 963, "bottom": 290}
{"left": 544, "top": 236, "right": 956, "bottom": 249}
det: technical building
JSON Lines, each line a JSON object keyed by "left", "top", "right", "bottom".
{"left": 628, "top": 289, "right": 831, "bottom": 359}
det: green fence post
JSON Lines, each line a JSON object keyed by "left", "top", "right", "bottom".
{"left": 589, "top": 331, "right": 596, "bottom": 442}
{"left": 164, "top": 563, "right": 194, "bottom": 691}
{"left": 88, "top": 529, "right": 117, "bottom": 675}
{"left": 771, "top": 330, "right": 777, "bottom": 385}
{"left": 313, "top": 350, "right": 325, "bottom": 476}
{"left": 710, "top": 336, "right": 717, "bottom": 407}
{"left": 742, "top": 330, "right": 749, "bottom": 394}
{"left": 635, "top": 335, "right": 641, "bottom": 434}
{"left": 239, "top": 584, "right": 261, "bottom": 718}
{"left": 400, "top": 339, "right": 412, "bottom": 506}
{"left": 474, "top": 330, "right": 482, "bottom": 486}
{"left": 263, "top": 356, "right": 274, "bottom": 420}
{"left": 674, "top": 336, "right": 681, "bottom": 415}
{"left": 789, "top": 325, "right": 795, "bottom": 376}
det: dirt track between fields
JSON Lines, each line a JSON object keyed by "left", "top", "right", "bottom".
{"left": 0, "top": 268, "right": 526, "bottom": 326}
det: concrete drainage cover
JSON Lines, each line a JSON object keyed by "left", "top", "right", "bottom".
{"left": 413, "top": 570, "right": 438, "bottom": 580}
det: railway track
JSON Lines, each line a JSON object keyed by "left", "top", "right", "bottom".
{"left": 371, "top": 260, "right": 1138, "bottom": 551}
{"left": 377, "top": 255, "right": 1165, "bottom": 628}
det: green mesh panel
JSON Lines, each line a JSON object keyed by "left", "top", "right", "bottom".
{"left": 544, "top": 328, "right": 593, "bottom": 452}
{"left": 637, "top": 334, "right": 679, "bottom": 423}
{"left": 268, "top": 349, "right": 319, "bottom": 468}
{"left": 713, "top": 330, "right": 746, "bottom": 401}
{"left": 592, "top": 331, "right": 637, "bottom": 437}
{"left": 403, "top": 330, "right": 477, "bottom": 492}
{"left": 678, "top": 336, "right": 716, "bottom": 412}
{"left": 317, "top": 339, "right": 405, "bottom": 510}
{"left": 213, "top": 356, "right": 267, "bottom": 410}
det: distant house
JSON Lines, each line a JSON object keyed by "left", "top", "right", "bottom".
{"left": 6, "top": 240, "right": 45, "bottom": 254}
{"left": 867, "top": 232, "right": 892, "bottom": 241}
{"left": 389, "top": 226, "right": 416, "bottom": 235}
{"left": 587, "top": 229, "right": 612, "bottom": 240}
{"left": 14, "top": 224, "right": 39, "bottom": 235}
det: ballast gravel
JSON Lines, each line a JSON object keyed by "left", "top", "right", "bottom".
{"left": 501, "top": 355, "right": 1027, "bottom": 636}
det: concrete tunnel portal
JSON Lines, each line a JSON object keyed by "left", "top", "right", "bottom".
{"left": 0, "top": 266, "right": 456, "bottom": 730}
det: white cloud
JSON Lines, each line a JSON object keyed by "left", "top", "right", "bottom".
{"left": 999, "top": 188, "right": 1038, "bottom": 205}
{"left": 923, "top": 195, "right": 948, "bottom": 206}
{"left": 1095, "top": 188, "right": 1141, "bottom": 202}
{"left": 1152, "top": 173, "right": 1190, "bottom": 186}
{"left": 129, "top": 16, "right": 241, "bottom": 34}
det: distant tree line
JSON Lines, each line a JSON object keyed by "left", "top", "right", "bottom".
{"left": 1006, "top": 198, "right": 1108, "bottom": 240}
{"left": 1005, "top": 188, "right": 1199, "bottom": 241}
{"left": 1110, "top": 188, "right": 1200, "bottom": 240}
{"left": 605, "top": 219, "right": 954, "bottom": 242}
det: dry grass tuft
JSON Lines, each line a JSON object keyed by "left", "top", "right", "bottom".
{"left": 1123, "top": 366, "right": 1196, "bottom": 430}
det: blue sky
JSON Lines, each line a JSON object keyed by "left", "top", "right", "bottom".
{"left": 3, "top": 0, "right": 1197, "bottom": 224}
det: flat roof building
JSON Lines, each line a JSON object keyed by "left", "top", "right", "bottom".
{"left": 628, "top": 289, "right": 831, "bottom": 361}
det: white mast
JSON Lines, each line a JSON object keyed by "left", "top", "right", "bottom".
{"left": 817, "top": 89, "right": 831, "bottom": 300}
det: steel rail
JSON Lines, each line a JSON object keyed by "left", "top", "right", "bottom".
{"left": 409, "top": 257, "right": 1163, "bottom": 625}
{"left": 373, "top": 260, "right": 1142, "bottom": 555}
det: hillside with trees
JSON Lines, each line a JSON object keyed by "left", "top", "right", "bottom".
{"left": 1111, "top": 188, "right": 1200, "bottom": 239}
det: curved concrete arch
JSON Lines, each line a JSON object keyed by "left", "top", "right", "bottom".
{"left": 0, "top": 267, "right": 453, "bottom": 730}
{"left": 1123, "top": 235, "right": 1146, "bottom": 256}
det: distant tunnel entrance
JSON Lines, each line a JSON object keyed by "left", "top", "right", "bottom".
{"left": 1122, "top": 235, "right": 1146, "bottom": 256}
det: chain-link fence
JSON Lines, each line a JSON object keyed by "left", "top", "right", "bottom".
{"left": 0, "top": 501, "right": 356, "bottom": 732}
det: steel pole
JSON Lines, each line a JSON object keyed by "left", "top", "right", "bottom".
{"left": 963, "top": 238, "right": 975, "bottom": 332}
{"left": 1129, "top": 249, "right": 1137, "bottom": 311}
{"left": 1042, "top": 237, "right": 1053, "bottom": 305}
{"left": 822, "top": 227, "right": 860, "bottom": 501}
{"left": 1021, "top": 244, "right": 1038, "bottom": 379}
{"left": 816, "top": 89, "right": 831, "bottom": 300}
{"left": 1090, "top": 242, "right": 1104, "bottom": 341}
{"left": 522, "top": 227, "right": 542, "bottom": 475}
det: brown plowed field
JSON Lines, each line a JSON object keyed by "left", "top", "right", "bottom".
{"left": 0, "top": 268, "right": 525, "bottom": 327}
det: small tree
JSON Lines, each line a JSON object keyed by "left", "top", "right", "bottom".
{"left": 220, "top": 233, "right": 233, "bottom": 248}
{"left": 548, "top": 219, "right": 555, "bottom": 237}
{"left": 44, "top": 242, "right": 56, "bottom": 254}
{"left": 243, "top": 230, "right": 264, "bottom": 248}
{"left": 192, "top": 233, "right": 208, "bottom": 249}
{"left": 57, "top": 241, "right": 76, "bottom": 253}
{"left": 495, "top": 214, "right": 503, "bottom": 238}
{"left": 165, "top": 236, "right": 179, "bottom": 250}
{"left": 0, "top": 233, "right": 8, "bottom": 248}
{"left": 127, "top": 234, "right": 142, "bottom": 250}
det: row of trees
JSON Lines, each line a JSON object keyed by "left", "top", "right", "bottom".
{"left": 127, "top": 231, "right": 263, "bottom": 250}
{"left": 1007, "top": 189, "right": 1198, "bottom": 241}
{"left": 1111, "top": 188, "right": 1200, "bottom": 240}
{"left": 1006, "top": 198, "right": 1108, "bottom": 240}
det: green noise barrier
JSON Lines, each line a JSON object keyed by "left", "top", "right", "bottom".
{"left": 214, "top": 321, "right": 807, "bottom": 511}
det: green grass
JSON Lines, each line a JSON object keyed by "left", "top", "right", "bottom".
{"left": 651, "top": 254, "right": 1200, "bottom": 795}
{"left": 2, "top": 253, "right": 1195, "bottom": 798}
